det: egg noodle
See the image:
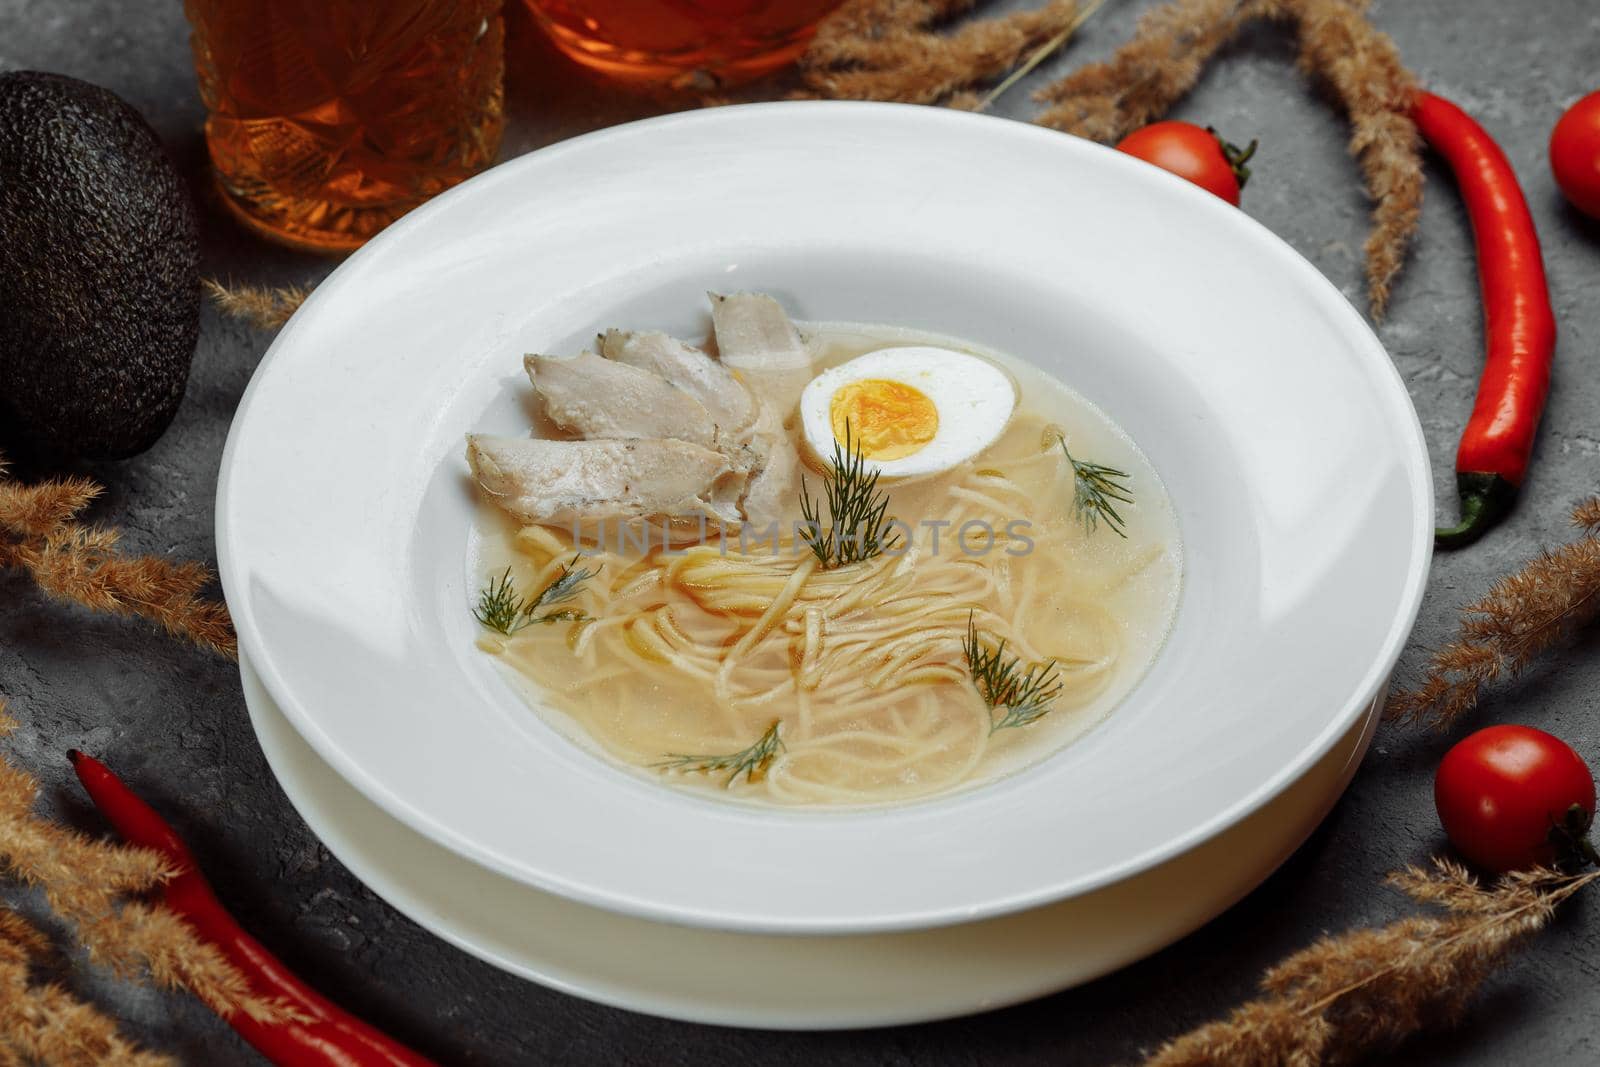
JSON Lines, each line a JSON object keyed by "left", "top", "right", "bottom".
{"left": 479, "top": 405, "right": 1175, "bottom": 806}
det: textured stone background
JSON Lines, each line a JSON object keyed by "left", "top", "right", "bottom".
{"left": 3, "top": 0, "right": 1599, "bottom": 1062}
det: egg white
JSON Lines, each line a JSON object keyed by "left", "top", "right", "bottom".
{"left": 798, "top": 346, "right": 1018, "bottom": 479}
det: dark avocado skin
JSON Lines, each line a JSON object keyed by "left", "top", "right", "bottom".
{"left": 0, "top": 70, "right": 199, "bottom": 460}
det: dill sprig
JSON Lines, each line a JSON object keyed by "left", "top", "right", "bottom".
{"left": 799, "top": 421, "right": 898, "bottom": 568}
{"left": 473, "top": 555, "right": 599, "bottom": 635}
{"left": 962, "top": 613, "right": 1064, "bottom": 734}
{"left": 655, "top": 720, "right": 785, "bottom": 787}
{"left": 530, "top": 555, "right": 597, "bottom": 615}
{"left": 474, "top": 569, "right": 527, "bottom": 634}
{"left": 1058, "top": 436, "right": 1133, "bottom": 538}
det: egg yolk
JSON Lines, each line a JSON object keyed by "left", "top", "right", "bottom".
{"left": 828, "top": 379, "right": 939, "bottom": 461}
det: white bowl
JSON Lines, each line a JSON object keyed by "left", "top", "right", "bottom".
{"left": 217, "top": 102, "right": 1431, "bottom": 935}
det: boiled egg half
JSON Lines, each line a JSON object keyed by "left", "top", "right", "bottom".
{"left": 798, "top": 346, "right": 1016, "bottom": 478}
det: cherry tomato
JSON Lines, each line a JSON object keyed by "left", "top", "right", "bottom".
{"left": 1552, "top": 90, "right": 1600, "bottom": 218}
{"left": 1434, "top": 724, "right": 1596, "bottom": 873}
{"left": 1115, "top": 121, "right": 1257, "bottom": 206}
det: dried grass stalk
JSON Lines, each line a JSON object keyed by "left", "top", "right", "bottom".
{"left": 1143, "top": 858, "right": 1598, "bottom": 1066}
{"left": 1033, "top": 0, "right": 1268, "bottom": 140}
{"left": 0, "top": 475, "right": 101, "bottom": 540}
{"left": 1030, "top": 0, "right": 1421, "bottom": 316}
{"left": 0, "top": 459, "right": 236, "bottom": 659}
{"left": 204, "top": 278, "right": 311, "bottom": 331}
{"left": 74, "top": 902, "right": 299, "bottom": 1024}
{"left": 0, "top": 811, "right": 173, "bottom": 906}
{"left": 6, "top": 528, "right": 237, "bottom": 659}
{"left": 1, "top": 906, "right": 154, "bottom": 1066}
{"left": 0, "top": 698, "right": 296, "bottom": 1039}
{"left": 804, "top": 0, "right": 1086, "bottom": 105}
{"left": 0, "top": 906, "right": 50, "bottom": 964}
{"left": 1292, "top": 0, "right": 1420, "bottom": 314}
{"left": 1572, "top": 498, "right": 1600, "bottom": 533}
{"left": 0, "top": 954, "right": 176, "bottom": 1067}
{"left": 1387, "top": 498, "right": 1600, "bottom": 730}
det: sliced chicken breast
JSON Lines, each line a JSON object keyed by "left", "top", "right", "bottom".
{"left": 467, "top": 435, "right": 743, "bottom": 526}
{"left": 737, "top": 400, "right": 800, "bottom": 530}
{"left": 524, "top": 351, "right": 717, "bottom": 449}
{"left": 472, "top": 293, "right": 816, "bottom": 532}
{"left": 599, "top": 329, "right": 757, "bottom": 441}
{"left": 708, "top": 292, "right": 812, "bottom": 373}
{"left": 708, "top": 291, "right": 815, "bottom": 418}
{"left": 703, "top": 292, "right": 812, "bottom": 527}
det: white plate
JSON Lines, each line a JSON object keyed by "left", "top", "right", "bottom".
{"left": 217, "top": 102, "right": 1432, "bottom": 934}
{"left": 242, "top": 651, "right": 1382, "bottom": 1029}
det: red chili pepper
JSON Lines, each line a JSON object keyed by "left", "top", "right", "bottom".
{"left": 1411, "top": 90, "right": 1557, "bottom": 548}
{"left": 69, "top": 750, "right": 440, "bottom": 1067}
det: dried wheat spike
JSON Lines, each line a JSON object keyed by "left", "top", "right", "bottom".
{"left": 1387, "top": 503, "right": 1600, "bottom": 730}
{"left": 1292, "top": 0, "right": 1421, "bottom": 316}
{"left": 1033, "top": 0, "right": 1270, "bottom": 140}
{"left": 1142, "top": 860, "right": 1597, "bottom": 1066}
{"left": 804, "top": 0, "right": 1084, "bottom": 106}
{"left": 1571, "top": 497, "right": 1600, "bottom": 533}
{"left": 205, "top": 278, "right": 311, "bottom": 330}
{"left": 0, "top": 474, "right": 101, "bottom": 539}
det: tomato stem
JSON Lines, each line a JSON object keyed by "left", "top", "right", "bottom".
{"left": 1548, "top": 802, "right": 1599, "bottom": 870}
{"left": 1207, "top": 126, "right": 1258, "bottom": 190}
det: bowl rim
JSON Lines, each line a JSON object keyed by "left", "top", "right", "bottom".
{"left": 217, "top": 100, "right": 1434, "bottom": 934}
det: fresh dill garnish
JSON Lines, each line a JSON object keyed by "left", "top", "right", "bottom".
{"left": 962, "top": 612, "right": 1065, "bottom": 734}
{"left": 655, "top": 720, "right": 785, "bottom": 787}
{"left": 1058, "top": 436, "right": 1133, "bottom": 539}
{"left": 529, "top": 555, "right": 598, "bottom": 616}
{"left": 799, "top": 421, "right": 898, "bottom": 568}
{"left": 474, "top": 569, "right": 527, "bottom": 635}
{"left": 473, "top": 556, "right": 599, "bottom": 635}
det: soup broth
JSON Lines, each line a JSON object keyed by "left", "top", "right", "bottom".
{"left": 470, "top": 321, "right": 1182, "bottom": 806}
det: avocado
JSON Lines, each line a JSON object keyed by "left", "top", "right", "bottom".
{"left": 0, "top": 71, "right": 199, "bottom": 460}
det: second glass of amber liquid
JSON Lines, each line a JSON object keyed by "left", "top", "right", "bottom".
{"left": 525, "top": 0, "right": 844, "bottom": 89}
{"left": 185, "top": 1, "right": 506, "bottom": 253}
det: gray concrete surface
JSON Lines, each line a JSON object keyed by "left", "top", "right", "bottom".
{"left": 3, "top": 0, "right": 1599, "bottom": 1062}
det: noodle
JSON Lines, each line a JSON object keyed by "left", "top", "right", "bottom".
{"left": 476, "top": 326, "right": 1181, "bottom": 806}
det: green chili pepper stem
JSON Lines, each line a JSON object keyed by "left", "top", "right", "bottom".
{"left": 1435, "top": 471, "right": 1519, "bottom": 549}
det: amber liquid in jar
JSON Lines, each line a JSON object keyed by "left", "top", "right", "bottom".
{"left": 185, "top": 0, "right": 506, "bottom": 252}
{"left": 525, "top": 0, "right": 843, "bottom": 88}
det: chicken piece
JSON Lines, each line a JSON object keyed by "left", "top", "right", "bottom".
{"left": 474, "top": 293, "right": 818, "bottom": 532}
{"left": 467, "top": 435, "right": 743, "bottom": 526}
{"left": 708, "top": 291, "right": 815, "bottom": 419}
{"left": 599, "top": 330, "right": 757, "bottom": 442}
{"left": 704, "top": 293, "right": 813, "bottom": 527}
{"left": 737, "top": 400, "right": 800, "bottom": 530}
{"left": 524, "top": 351, "right": 717, "bottom": 449}
{"left": 708, "top": 292, "right": 812, "bottom": 373}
